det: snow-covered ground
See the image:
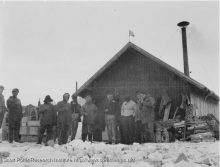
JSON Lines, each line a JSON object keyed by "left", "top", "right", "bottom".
{"left": 0, "top": 123, "right": 219, "bottom": 167}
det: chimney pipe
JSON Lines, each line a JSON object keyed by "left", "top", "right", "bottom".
{"left": 177, "top": 21, "right": 190, "bottom": 77}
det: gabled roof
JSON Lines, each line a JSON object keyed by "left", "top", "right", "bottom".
{"left": 74, "top": 42, "right": 219, "bottom": 101}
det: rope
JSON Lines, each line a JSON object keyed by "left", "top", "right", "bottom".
{"left": 188, "top": 33, "right": 215, "bottom": 89}
{"left": 159, "top": 28, "right": 178, "bottom": 58}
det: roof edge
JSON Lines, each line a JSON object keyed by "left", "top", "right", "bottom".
{"left": 73, "top": 42, "right": 132, "bottom": 96}
{"left": 74, "top": 42, "right": 219, "bottom": 101}
{"left": 129, "top": 43, "right": 219, "bottom": 101}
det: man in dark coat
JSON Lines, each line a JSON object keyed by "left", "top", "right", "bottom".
{"left": 140, "top": 93, "right": 156, "bottom": 143}
{"left": 104, "top": 94, "right": 119, "bottom": 144}
{"left": 80, "top": 95, "right": 98, "bottom": 143}
{"left": 0, "top": 85, "right": 7, "bottom": 129}
{"left": 6, "top": 88, "right": 23, "bottom": 143}
{"left": 134, "top": 91, "right": 143, "bottom": 144}
{"left": 70, "top": 94, "right": 81, "bottom": 141}
{"left": 37, "top": 95, "right": 56, "bottom": 144}
{"left": 56, "top": 93, "right": 71, "bottom": 145}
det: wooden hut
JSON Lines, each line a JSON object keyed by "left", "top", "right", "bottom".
{"left": 74, "top": 42, "right": 219, "bottom": 138}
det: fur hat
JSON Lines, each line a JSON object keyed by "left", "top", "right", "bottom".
{"left": 43, "top": 95, "right": 53, "bottom": 103}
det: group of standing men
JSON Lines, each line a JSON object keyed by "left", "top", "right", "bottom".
{"left": 0, "top": 85, "right": 156, "bottom": 145}
{"left": 104, "top": 91, "right": 155, "bottom": 145}
{"left": 37, "top": 93, "right": 97, "bottom": 145}
{"left": 0, "top": 86, "right": 98, "bottom": 145}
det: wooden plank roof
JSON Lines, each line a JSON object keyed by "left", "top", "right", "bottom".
{"left": 74, "top": 42, "right": 219, "bottom": 101}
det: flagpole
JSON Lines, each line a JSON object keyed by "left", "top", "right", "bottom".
{"left": 128, "top": 30, "right": 129, "bottom": 42}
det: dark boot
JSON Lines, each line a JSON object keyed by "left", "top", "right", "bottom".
{"left": 46, "top": 131, "right": 52, "bottom": 143}
{"left": 71, "top": 137, "right": 75, "bottom": 141}
{"left": 82, "top": 133, "right": 87, "bottom": 142}
{"left": 62, "top": 133, "right": 68, "bottom": 144}
{"left": 37, "top": 133, "right": 44, "bottom": 144}
{"left": 88, "top": 133, "right": 93, "bottom": 143}
{"left": 45, "top": 125, "right": 53, "bottom": 142}
{"left": 8, "top": 128, "right": 13, "bottom": 143}
{"left": 14, "top": 129, "right": 23, "bottom": 143}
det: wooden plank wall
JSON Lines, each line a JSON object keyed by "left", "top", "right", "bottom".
{"left": 190, "top": 89, "right": 219, "bottom": 120}
{"left": 89, "top": 49, "right": 190, "bottom": 122}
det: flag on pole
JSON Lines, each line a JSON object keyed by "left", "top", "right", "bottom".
{"left": 129, "top": 30, "right": 135, "bottom": 37}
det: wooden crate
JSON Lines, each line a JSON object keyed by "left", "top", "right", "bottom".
{"left": 22, "top": 117, "right": 29, "bottom": 123}
{"left": 20, "top": 126, "right": 28, "bottom": 135}
{"left": 22, "top": 122, "right": 27, "bottom": 126}
{"left": 20, "top": 135, "right": 47, "bottom": 142}
{"left": 27, "top": 121, "right": 40, "bottom": 127}
{"left": 19, "top": 127, "right": 47, "bottom": 135}
{"left": 29, "top": 127, "right": 39, "bottom": 135}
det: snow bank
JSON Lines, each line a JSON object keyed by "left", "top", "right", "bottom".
{"left": 0, "top": 141, "right": 219, "bottom": 167}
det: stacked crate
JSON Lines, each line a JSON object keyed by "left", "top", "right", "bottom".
{"left": 20, "top": 117, "right": 46, "bottom": 142}
{"left": 188, "top": 118, "right": 217, "bottom": 142}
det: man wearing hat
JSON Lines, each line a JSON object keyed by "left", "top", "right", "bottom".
{"left": 6, "top": 88, "right": 23, "bottom": 143}
{"left": 70, "top": 94, "right": 81, "bottom": 141}
{"left": 80, "top": 95, "right": 98, "bottom": 143}
{"left": 56, "top": 93, "right": 72, "bottom": 145}
{"left": 37, "top": 95, "right": 57, "bottom": 144}
{"left": 0, "top": 86, "right": 7, "bottom": 129}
